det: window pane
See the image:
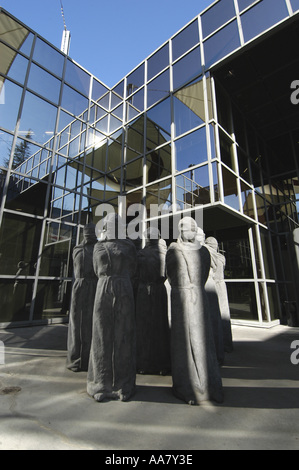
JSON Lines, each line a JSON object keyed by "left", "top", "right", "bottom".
{"left": 172, "top": 20, "right": 199, "bottom": 62}
{"left": 19, "top": 92, "right": 57, "bottom": 145}
{"left": 240, "top": 181, "right": 255, "bottom": 219}
{"left": 147, "top": 69, "right": 170, "bottom": 108}
{"left": 0, "top": 79, "right": 23, "bottom": 132}
{"left": 0, "top": 212, "right": 42, "bottom": 275}
{"left": 0, "top": 43, "right": 29, "bottom": 84}
{"left": 176, "top": 164, "right": 210, "bottom": 209}
{"left": 27, "top": 63, "right": 61, "bottom": 104}
{"left": 238, "top": 0, "right": 257, "bottom": 12}
{"left": 112, "top": 80, "right": 124, "bottom": 98}
{"left": 33, "top": 280, "right": 71, "bottom": 320}
{"left": 33, "top": 37, "right": 64, "bottom": 77}
{"left": 65, "top": 60, "right": 90, "bottom": 96}
{"left": 174, "top": 80, "right": 205, "bottom": 137}
{"left": 222, "top": 166, "right": 240, "bottom": 211}
{"left": 173, "top": 47, "right": 202, "bottom": 90}
{"left": 0, "top": 279, "right": 33, "bottom": 323}
{"left": 146, "top": 145, "right": 172, "bottom": 183}
{"left": 148, "top": 43, "right": 169, "bottom": 80}
{"left": 291, "top": 0, "right": 299, "bottom": 12}
{"left": 204, "top": 20, "right": 240, "bottom": 69}
{"left": 226, "top": 283, "right": 258, "bottom": 320}
{"left": 175, "top": 127, "right": 207, "bottom": 172}
{"left": 201, "top": 0, "right": 236, "bottom": 38}
{"left": 127, "top": 64, "right": 145, "bottom": 96}
{"left": 146, "top": 97, "right": 171, "bottom": 148}
{"left": 124, "top": 157, "right": 143, "bottom": 191}
{"left": 92, "top": 79, "right": 109, "bottom": 102}
{"left": 146, "top": 179, "right": 172, "bottom": 210}
{"left": 0, "top": 11, "right": 32, "bottom": 54}
{"left": 241, "top": 0, "right": 289, "bottom": 43}
{"left": 0, "top": 130, "right": 14, "bottom": 170}
{"left": 61, "top": 84, "right": 88, "bottom": 116}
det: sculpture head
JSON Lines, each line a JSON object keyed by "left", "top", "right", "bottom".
{"left": 205, "top": 237, "right": 219, "bottom": 251}
{"left": 178, "top": 217, "right": 198, "bottom": 243}
{"left": 83, "top": 223, "right": 97, "bottom": 245}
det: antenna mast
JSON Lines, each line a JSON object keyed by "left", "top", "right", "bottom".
{"left": 60, "top": 0, "right": 71, "bottom": 55}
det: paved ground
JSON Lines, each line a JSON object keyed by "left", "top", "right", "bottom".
{"left": 0, "top": 323, "right": 298, "bottom": 450}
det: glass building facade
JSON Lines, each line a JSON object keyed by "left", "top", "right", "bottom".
{"left": 1, "top": 0, "right": 299, "bottom": 328}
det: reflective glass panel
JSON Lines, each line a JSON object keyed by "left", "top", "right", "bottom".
{"left": 201, "top": 0, "right": 236, "bottom": 38}
{"left": 146, "top": 97, "right": 171, "bottom": 148}
{"left": 241, "top": 0, "right": 289, "bottom": 43}
{"left": 19, "top": 91, "right": 57, "bottom": 145}
{"left": 65, "top": 60, "right": 90, "bottom": 96}
{"left": 0, "top": 212, "right": 42, "bottom": 275}
{"left": 27, "top": 63, "right": 61, "bottom": 104}
{"left": 0, "top": 43, "right": 28, "bottom": 84}
{"left": 173, "top": 47, "right": 202, "bottom": 90}
{"left": 33, "top": 37, "right": 64, "bottom": 77}
{"left": 147, "top": 70, "right": 170, "bottom": 108}
{"left": 125, "top": 117, "right": 144, "bottom": 155}
{"left": 0, "top": 78, "right": 23, "bottom": 132}
{"left": 0, "top": 130, "right": 13, "bottom": 171}
{"left": 11, "top": 138, "right": 41, "bottom": 172}
{"left": 175, "top": 127, "right": 207, "bottom": 172}
{"left": 204, "top": 20, "right": 240, "bottom": 69}
{"left": 172, "top": 20, "right": 199, "bottom": 62}
{"left": 146, "top": 145, "right": 171, "bottom": 183}
{"left": 0, "top": 12, "right": 32, "bottom": 54}
{"left": 107, "top": 138, "right": 123, "bottom": 171}
{"left": 174, "top": 80, "right": 205, "bottom": 137}
{"left": 19, "top": 32, "right": 34, "bottom": 56}
{"left": 222, "top": 166, "right": 240, "bottom": 211}
{"left": 112, "top": 80, "right": 124, "bottom": 98}
{"left": 61, "top": 84, "right": 88, "bottom": 116}
{"left": 238, "top": 0, "right": 258, "bottom": 12}
{"left": 33, "top": 280, "right": 71, "bottom": 320}
{"left": 146, "top": 179, "right": 172, "bottom": 210}
{"left": 124, "top": 158, "right": 143, "bottom": 191}
{"left": 226, "top": 282, "right": 258, "bottom": 320}
{"left": 112, "top": 104, "right": 124, "bottom": 120}
{"left": 176, "top": 164, "right": 210, "bottom": 209}
{"left": 127, "top": 88, "right": 144, "bottom": 115}
{"left": 111, "top": 92, "right": 122, "bottom": 110}
{"left": 92, "top": 79, "right": 109, "bottom": 102}
{"left": 219, "top": 130, "right": 236, "bottom": 172}
{"left": 0, "top": 279, "right": 33, "bottom": 323}
{"left": 240, "top": 181, "right": 255, "bottom": 219}
{"left": 127, "top": 64, "right": 145, "bottom": 96}
{"left": 291, "top": 0, "right": 299, "bottom": 11}
{"left": 148, "top": 44, "right": 169, "bottom": 80}
{"left": 109, "top": 115, "right": 122, "bottom": 133}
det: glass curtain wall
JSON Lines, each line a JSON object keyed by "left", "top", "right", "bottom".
{"left": 0, "top": 1, "right": 298, "bottom": 326}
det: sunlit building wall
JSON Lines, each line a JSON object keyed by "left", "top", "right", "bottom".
{"left": 0, "top": 0, "right": 299, "bottom": 327}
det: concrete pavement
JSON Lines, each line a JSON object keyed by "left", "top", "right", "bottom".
{"left": 0, "top": 323, "right": 298, "bottom": 450}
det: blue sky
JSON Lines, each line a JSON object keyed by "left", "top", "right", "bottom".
{"left": 0, "top": 0, "right": 214, "bottom": 87}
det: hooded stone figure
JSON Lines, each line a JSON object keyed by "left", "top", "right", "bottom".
{"left": 166, "top": 217, "right": 223, "bottom": 405}
{"left": 87, "top": 213, "right": 137, "bottom": 402}
{"left": 67, "top": 223, "right": 98, "bottom": 372}
{"left": 135, "top": 227, "right": 171, "bottom": 375}
{"left": 205, "top": 237, "right": 233, "bottom": 353}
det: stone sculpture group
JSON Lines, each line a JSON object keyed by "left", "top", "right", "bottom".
{"left": 67, "top": 215, "right": 233, "bottom": 405}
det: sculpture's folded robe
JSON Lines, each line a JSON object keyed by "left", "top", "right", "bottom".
{"left": 67, "top": 240, "right": 97, "bottom": 372}
{"left": 136, "top": 240, "right": 171, "bottom": 375}
{"left": 166, "top": 242, "right": 223, "bottom": 405}
{"left": 87, "top": 239, "right": 137, "bottom": 401}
